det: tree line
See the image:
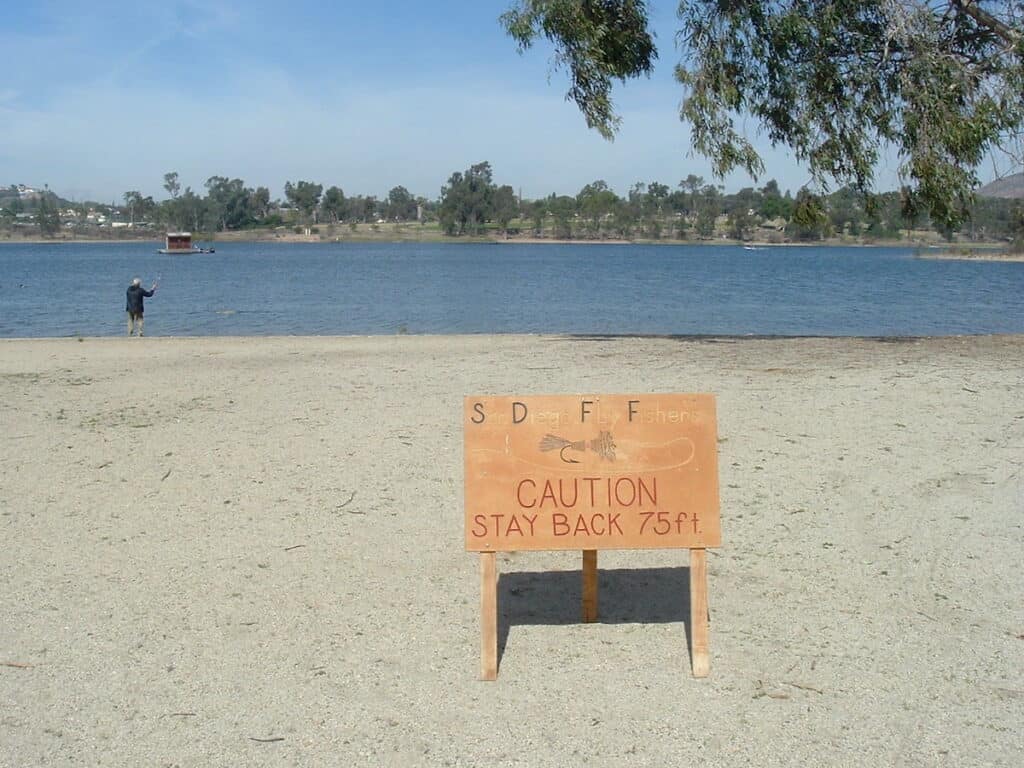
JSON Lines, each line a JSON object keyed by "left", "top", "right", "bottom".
{"left": 2, "top": 165, "right": 1022, "bottom": 247}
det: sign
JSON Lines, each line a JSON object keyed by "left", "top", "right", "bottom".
{"left": 465, "top": 394, "right": 721, "bottom": 552}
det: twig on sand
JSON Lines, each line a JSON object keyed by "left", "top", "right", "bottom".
{"left": 284, "top": 544, "right": 306, "bottom": 552}
{"left": 753, "top": 680, "right": 790, "bottom": 700}
{"left": 249, "top": 737, "right": 285, "bottom": 743}
{"left": 161, "top": 468, "right": 172, "bottom": 481}
{"left": 784, "top": 681, "right": 824, "bottom": 694}
{"left": 337, "top": 491, "right": 356, "bottom": 509}
{"left": 161, "top": 712, "right": 197, "bottom": 718}
{"left": 2, "top": 661, "right": 34, "bottom": 668}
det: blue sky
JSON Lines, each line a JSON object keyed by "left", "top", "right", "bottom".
{"left": 2, "top": 0, "right": 907, "bottom": 204}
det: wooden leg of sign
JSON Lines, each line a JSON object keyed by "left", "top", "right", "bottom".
{"left": 582, "top": 549, "right": 598, "bottom": 622}
{"left": 480, "top": 552, "right": 498, "bottom": 681}
{"left": 689, "top": 547, "right": 710, "bottom": 678}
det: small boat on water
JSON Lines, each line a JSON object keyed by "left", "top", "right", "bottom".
{"left": 157, "top": 232, "right": 215, "bottom": 254}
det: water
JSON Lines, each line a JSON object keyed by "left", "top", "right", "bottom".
{"left": 1, "top": 241, "right": 1022, "bottom": 337}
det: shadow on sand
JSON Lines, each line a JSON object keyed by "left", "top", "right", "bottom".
{"left": 495, "top": 565, "right": 699, "bottom": 672}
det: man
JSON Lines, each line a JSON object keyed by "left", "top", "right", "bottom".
{"left": 125, "top": 277, "right": 156, "bottom": 336}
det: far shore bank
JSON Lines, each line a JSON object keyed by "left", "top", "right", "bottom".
{"left": 912, "top": 249, "right": 1024, "bottom": 263}
{"left": 2, "top": 231, "right": 1018, "bottom": 253}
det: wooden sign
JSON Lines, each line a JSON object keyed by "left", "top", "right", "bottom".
{"left": 465, "top": 394, "right": 721, "bottom": 551}
{"left": 464, "top": 394, "right": 722, "bottom": 680}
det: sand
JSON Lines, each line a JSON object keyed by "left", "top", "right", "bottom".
{"left": 1, "top": 334, "right": 1022, "bottom": 767}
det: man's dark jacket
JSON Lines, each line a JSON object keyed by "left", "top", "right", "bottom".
{"left": 126, "top": 284, "right": 154, "bottom": 314}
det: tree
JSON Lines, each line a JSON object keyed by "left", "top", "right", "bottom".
{"left": 577, "top": 180, "right": 619, "bottom": 236}
{"left": 786, "top": 188, "right": 833, "bottom": 241}
{"left": 727, "top": 188, "right": 759, "bottom": 240}
{"left": 548, "top": 194, "right": 577, "bottom": 239}
{"left": 439, "top": 162, "right": 496, "bottom": 235}
{"left": 386, "top": 186, "right": 416, "bottom": 221}
{"left": 321, "top": 186, "right": 346, "bottom": 223}
{"left": 647, "top": 181, "right": 669, "bottom": 216}
{"left": 759, "top": 179, "right": 790, "bottom": 220}
{"left": 348, "top": 195, "right": 380, "bottom": 223}
{"left": 527, "top": 199, "right": 547, "bottom": 235}
{"left": 502, "top": 1, "right": 1024, "bottom": 230}
{"left": 694, "top": 184, "right": 722, "bottom": 239}
{"left": 36, "top": 188, "right": 60, "bottom": 237}
{"left": 1010, "top": 204, "right": 1024, "bottom": 252}
{"left": 827, "top": 186, "right": 867, "bottom": 238}
{"left": 284, "top": 180, "right": 323, "bottom": 223}
{"left": 250, "top": 187, "right": 271, "bottom": 220}
{"left": 205, "top": 176, "right": 255, "bottom": 230}
{"left": 493, "top": 185, "right": 519, "bottom": 234}
{"left": 680, "top": 174, "right": 705, "bottom": 217}
{"left": 163, "top": 172, "right": 181, "bottom": 199}
{"left": 123, "top": 191, "right": 143, "bottom": 226}
{"left": 178, "top": 187, "right": 205, "bottom": 233}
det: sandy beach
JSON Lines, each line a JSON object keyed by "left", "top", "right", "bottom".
{"left": 1, "top": 334, "right": 1022, "bottom": 767}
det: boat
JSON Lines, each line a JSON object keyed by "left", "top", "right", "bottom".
{"left": 157, "top": 232, "right": 215, "bottom": 254}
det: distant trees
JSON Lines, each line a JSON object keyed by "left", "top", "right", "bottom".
{"left": 386, "top": 186, "right": 417, "bottom": 221}
{"left": 492, "top": 185, "right": 518, "bottom": 234}
{"left": 21, "top": 164, "right": 1006, "bottom": 245}
{"left": 439, "top": 161, "right": 498, "bottom": 235}
{"left": 250, "top": 187, "right": 271, "bottom": 220}
{"left": 577, "top": 180, "right": 618, "bottom": 237}
{"left": 547, "top": 194, "right": 577, "bottom": 239}
{"left": 205, "top": 176, "right": 255, "bottom": 230}
{"left": 321, "top": 186, "right": 346, "bottom": 224}
{"left": 177, "top": 187, "right": 204, "bottom": 232}
{"left": 163, "top": 172, "right": 181, "bottom": 200}
{"left": 284, "top": 181, "right": 323, "bottom": 224}
{"left": 36, "top": 188, "right": 60, "bottom": 237}
{"left": 122, "top": 190, "right": 156, "bottom": 226}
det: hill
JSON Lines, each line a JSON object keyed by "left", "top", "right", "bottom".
{"left": 977, "top": 173, "right": 1024, "bottom": 199}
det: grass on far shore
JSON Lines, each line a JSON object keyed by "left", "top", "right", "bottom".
{"left": 2, "top": 219, "right": 1020, "bottom": 254}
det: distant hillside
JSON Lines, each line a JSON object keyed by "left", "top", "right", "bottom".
{"left": 978, "top": 173, "right": 1024, "bottom": 199}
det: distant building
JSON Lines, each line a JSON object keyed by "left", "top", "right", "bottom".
{"left": 159, "top": 232, "right": 193, "bottom": 253}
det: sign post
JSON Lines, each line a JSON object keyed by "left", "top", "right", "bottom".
{"left": 465, "top": 394, "right": 722, "bottom": 680}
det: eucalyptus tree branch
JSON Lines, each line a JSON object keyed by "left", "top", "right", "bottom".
{"left": 955, "top": 0, "right": 1020, "bottom": 45}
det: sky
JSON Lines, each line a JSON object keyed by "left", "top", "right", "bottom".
{"left": 1, "top": 0, "right": 914, "bottom": 205}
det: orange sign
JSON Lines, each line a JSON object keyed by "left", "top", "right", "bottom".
{"left": 464, "top": 394, "right": 721, "bottom": 551}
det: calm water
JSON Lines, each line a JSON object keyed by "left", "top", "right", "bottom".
{"left": 1, "top": 241, "right": 1022, "bottom": 337}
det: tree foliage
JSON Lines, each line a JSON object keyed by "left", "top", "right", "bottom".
{"left": 284, "top": 180, "right": 323, "bottom": 223}
{"left": 386, "top": 185, "right": 417, "bottom": 221}
{"left": 502, "top": 1, "right": 1024, "bottom": 229}
{"left": 502, "top": 0, "right": 656, "bottom": 138}
{"left": 320, "top": 186, "right": 346, "bottom": 223}
{"left": 493, "top": 185, "right": 520, "bottom": 233}
{"left": 439, "top": 162, "right": 497, "bottom": 235}
{"left": 36, "top": 189, "right": 60, "bottom": 237}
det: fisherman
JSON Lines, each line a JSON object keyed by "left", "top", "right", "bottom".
{"left": 125, "top": 277, "right": 157, "bottom": 336}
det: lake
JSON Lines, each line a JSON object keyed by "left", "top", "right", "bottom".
{"left": 1, "top": 241, "right": 1022, "bottom": 337}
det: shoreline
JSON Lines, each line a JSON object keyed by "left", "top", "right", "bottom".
{"left": 913, "top": 250, "right": 1024, "bottom": 263}
{"left": 4, "top": 331, "right": 1024, "bottom": 342}
{"left": 2, "top": 333, "right": 1022, "bottom": 766}
{"left": 1, "top": 233, "right": 1017, "bottom": 251}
